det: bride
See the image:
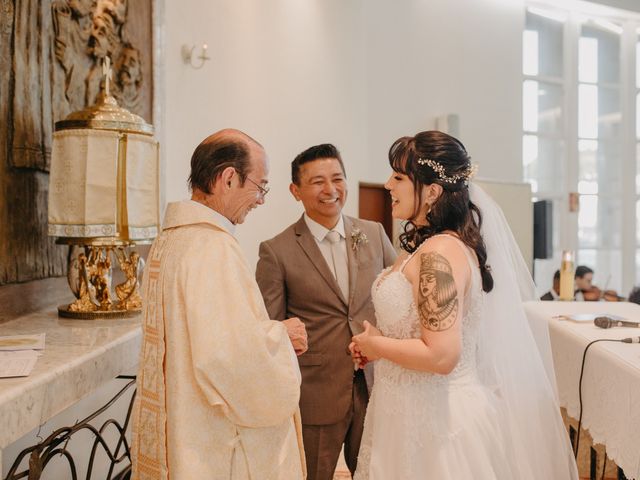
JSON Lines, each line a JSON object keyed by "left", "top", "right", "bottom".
{"left": 350, "top": 131, "right": 578, "bottom": 479}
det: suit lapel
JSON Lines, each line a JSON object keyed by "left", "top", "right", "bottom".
{"left": 294, "top": 216, "right": 347, "bottom": 305}
{"left": 343, "top": 216, "right": 358, "bottom": 308}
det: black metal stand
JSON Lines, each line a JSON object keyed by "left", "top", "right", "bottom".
{"left": 4, "top": 375, "right": 136, "bottom": 480}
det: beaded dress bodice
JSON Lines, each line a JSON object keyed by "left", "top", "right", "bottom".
{"left": 371, "top": 243, "right": 483, "bottom": 393}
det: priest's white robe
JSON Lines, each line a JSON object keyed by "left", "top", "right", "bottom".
{"left": 131, "top": 200, "right": 305, "bottom": 479}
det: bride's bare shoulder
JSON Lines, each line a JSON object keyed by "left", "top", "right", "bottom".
{"left": 402, "top": 235, "right": 469, "bottom": 282}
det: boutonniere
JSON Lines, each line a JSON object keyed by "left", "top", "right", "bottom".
{"left": 350, "top": 228, "right": 369, "bottom": 252}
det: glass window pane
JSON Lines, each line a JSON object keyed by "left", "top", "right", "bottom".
{"left": 637, "top": 41, "right": 640, "bottom": 89}
{"left": 581, "top": 23, "right": 620, "bottom": 84}
{"left": 525, "top": 11, "right": 564, "bottom": 78}
{"left": 523, "top": 136, "right": 565, "bottom": 195}
{"left": 637, "top": 93, "right": 640, "bottom": 138}
{"left": 637, "top": 199, "right": 640, "bottom": 244}
{"left": 577, "top": 249, "right": 597, "bottom": 276}
{"left": 637, "top": 142, "right": 640, "bottom": 194}
{"left": 523, "top": 30, "right": 539, "bottom": 76}
{"left": 523, "top": 80, "right": 539, "bottom": 133}
{"left": 578, "top": 248, "right": 622, "bottom": 293}
{"left": 578, "top": 86, "right": 620, "bottom": 140}
{"left": 534, "top": 254, "right": 562, "bottom": 295}
{"left": 578, "top": 139, "right": 621, "bottom": 195}
{"left": 598, "top": 86, "right": 621, "bottom": 139}
{"left": 550, "top": 197, "right": 562, "bottom": 255}
{"left": 578, "top": 195, "right": 598, "bottom": 246}
{"left": 579, "top": 84, "right": 598, "bottom": 138}
{"left": 523, "top": 81, "right": 563, "bottom": 134}
{"left": 579, "top": 36, "right": 598, "bottom": 83}
{"left": 578, "top": 196, "right": 622, "bottom": 249}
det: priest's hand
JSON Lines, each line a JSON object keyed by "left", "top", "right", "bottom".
{"left": 283, "top": 317, "right": 308, "bottom": 355}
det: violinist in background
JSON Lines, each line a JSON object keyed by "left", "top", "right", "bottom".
{"left": 574, "top": 265, "right": 593, "bottom": 301}
{"left": 540, "top": 270, "right": 561, "bottom": 301}
{"left": 628, "top": 286, "right": 640, "bottom": 305}
{"left": 576, "top": 265, "right": 625, "bottom": 302}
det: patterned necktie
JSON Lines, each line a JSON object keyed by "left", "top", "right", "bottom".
{"left": 325, "top": 230, "right": 349, "bottom": 301}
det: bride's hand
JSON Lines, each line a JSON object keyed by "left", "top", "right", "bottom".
{"left": 352, "top": 321, "right": 382, "bottom": 361}
{"left": 349, "top": 341, "right": 369, "bottom": 369}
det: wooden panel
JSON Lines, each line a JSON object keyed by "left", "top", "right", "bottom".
{"left": 0, "top": 0, "right": 156, "bottom": 285}
{"left": 0, "top": 277, "right": 70, "bottom": 324}
{"left": 358, "top": 183, "right": 393, "bottom": 241}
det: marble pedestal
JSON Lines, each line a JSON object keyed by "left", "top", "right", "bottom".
{"left": 0, "top": 305, "right": 141, "bottom": 475}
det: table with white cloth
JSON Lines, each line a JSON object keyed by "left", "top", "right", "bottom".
{"left": 524, "top": 301, "right": 640, "bottom": 480}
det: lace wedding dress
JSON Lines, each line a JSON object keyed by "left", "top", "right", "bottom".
{"left": 355, "top": 185, "right": 578, "bottom": 480}
{"left": 354, "top": 239, "right": 515, "bottom": 479}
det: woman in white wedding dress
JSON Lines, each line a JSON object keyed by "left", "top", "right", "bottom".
{"left": 350, "top": 131, "right": 578, "bottom": 480}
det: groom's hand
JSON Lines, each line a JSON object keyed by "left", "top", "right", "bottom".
{"left": 283, "top": 317, "right": 308, "bottom": 355}
{"left": 349, "top": 341, "right": 369, "bottom": 369}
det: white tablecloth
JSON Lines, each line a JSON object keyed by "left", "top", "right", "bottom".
{"left": 524, "top": 301, "right": 640, "bottom": 479}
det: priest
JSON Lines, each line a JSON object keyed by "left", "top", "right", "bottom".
{"left": 131, "top": 129, "right": 307, "bottom": 479}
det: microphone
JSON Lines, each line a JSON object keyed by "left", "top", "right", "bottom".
{"left": 594, "top": 316, "right": 640, "bottom": 329}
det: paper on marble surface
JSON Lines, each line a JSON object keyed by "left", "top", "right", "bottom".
{"left": 0, "top": 333, "right": 45, "bottom": 351}
{"left": 0, "top": 350, "right": 39, "bottom": 378}
{"left": 557, "top": 313, "right": 625, "bottom": 322}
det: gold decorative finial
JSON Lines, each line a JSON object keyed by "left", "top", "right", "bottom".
{"left": 102, "top": 56, "right": 113, "bottom": 97}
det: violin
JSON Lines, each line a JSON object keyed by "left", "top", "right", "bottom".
{"left": 581, "top": 286, "right": 625, "bottom": 302}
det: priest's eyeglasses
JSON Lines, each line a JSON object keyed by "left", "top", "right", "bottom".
{"left": 246, "top": 177, "right": 270, "bottom": 198}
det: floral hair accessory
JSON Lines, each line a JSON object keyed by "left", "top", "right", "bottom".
{"left": 416, "top": 157, "right": 478, "bottom": 185}
{"left": 350, "top": 228, "right": 369, "bottom": 252}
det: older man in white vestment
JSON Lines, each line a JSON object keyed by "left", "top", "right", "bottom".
{"left": 131, "top": 129, "right": 307, "bottom": 479}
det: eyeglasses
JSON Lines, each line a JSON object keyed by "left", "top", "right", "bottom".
{"left": 245, "top": 176, "right": 270, "bottom": 198}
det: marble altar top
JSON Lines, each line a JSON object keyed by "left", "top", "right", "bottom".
{"left": 0, "top": 308, "right": 141, "bottom": 448}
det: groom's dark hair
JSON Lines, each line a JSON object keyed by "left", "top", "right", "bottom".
{"left": 291, "top": 143, "right": 346, "bottom": 185}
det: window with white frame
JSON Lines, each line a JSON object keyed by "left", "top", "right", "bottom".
{"left": 524, "top": 2, "right": 638, "bottom": 296}
{"left": 636, "top": 35, "right": 640, "bottom": 283}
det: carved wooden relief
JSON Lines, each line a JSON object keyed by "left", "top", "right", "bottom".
{"left": 0, "top": 0, "right": 155, "bottom": 285}
{"left": 50, "top": 0, "right": 152, "bottom": 124}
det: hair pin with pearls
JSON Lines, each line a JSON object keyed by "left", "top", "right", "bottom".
{"left": 416, "top": 157, "right": 477, "bottom": 185}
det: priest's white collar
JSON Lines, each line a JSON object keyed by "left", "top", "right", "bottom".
{"left": 188, "top": 200, "right": 236, "bottom": 236}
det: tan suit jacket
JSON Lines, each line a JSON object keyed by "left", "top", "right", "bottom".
{"left": 256, "top": 215, "right": 396, "bottom": 425}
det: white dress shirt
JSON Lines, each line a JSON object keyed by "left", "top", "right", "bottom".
{"left": 304, "top": 213, "right": 348, "bottom": 281}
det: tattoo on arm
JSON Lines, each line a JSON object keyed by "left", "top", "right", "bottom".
{"left": 418, "top": 252, "right": 458, "bottom": 331}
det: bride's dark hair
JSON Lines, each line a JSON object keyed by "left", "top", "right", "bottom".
{"left": 389, "top": 130, "right": 493, "bottom": 293}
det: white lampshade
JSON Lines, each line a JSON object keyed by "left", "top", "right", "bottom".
{"left": 48, "top": 94, "right": 159, "bottom": 242}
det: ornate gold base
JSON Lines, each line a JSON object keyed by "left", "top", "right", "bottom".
{"left": 58, "top": 305, "right": 141, "bottom": 320}
{"left": 58, "top": 243, "right": 144, "bottom": 320}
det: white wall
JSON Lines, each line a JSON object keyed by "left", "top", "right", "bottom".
{"left": 362, "top": 0, "right": 525, "bottom": 184}
{"left": 163, "top": 0, "right": 526, "bottom": 267}
{"left": 164, "top": 0, "right": 367, "bottom": 268}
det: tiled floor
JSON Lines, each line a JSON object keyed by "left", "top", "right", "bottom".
{"left": 333, "top": 449, "right": 351, "bottom": 479}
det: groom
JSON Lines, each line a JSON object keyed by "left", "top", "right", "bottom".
{"left": 256, "top": 143, "right": 396, "bottom": 480}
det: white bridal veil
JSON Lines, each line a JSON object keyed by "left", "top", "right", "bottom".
{"left": 469, "top": 183, "right": 578, "bottom": 479}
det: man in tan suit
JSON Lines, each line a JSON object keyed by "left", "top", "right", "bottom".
{"left": 256, "top": 144, "right": 396, "bottom": 480}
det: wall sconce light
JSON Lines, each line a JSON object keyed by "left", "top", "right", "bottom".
{"left": 182, "top": 43, "right": 210, "bottom": 69}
